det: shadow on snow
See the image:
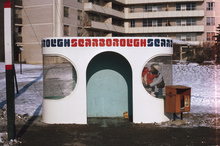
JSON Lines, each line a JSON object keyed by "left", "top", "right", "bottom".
{"left": 0, "top": 72, "right": 43, "bottom": 109}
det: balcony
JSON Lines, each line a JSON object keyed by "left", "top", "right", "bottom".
{"left": 126, "top": 25, "right": 204, "bottom": 34}
{"left": 15, "top": 36, "right": 22, "bottom": 43}
{"left": 86, "top": 21, "right": 125, "bottom": 33}
{"left": 124, "top": 0, "right": 204, "bottom": 4}
{"left": 84, "top": 3, "right": 124, "bottom": 19}
{"left": 15, "top": 18, "right": 22, "bottom": 24}
{"left": 15, "top": 0, "right": 22, "bottom": 6}
{"left": 127, "top": 9, "right": 204, "bottom": 19}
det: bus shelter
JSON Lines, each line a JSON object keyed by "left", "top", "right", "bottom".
{"left": 41, "top": 37, "right": 173, "bottom": 124}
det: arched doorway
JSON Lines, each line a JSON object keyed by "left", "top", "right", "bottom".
{"left": 86, "top": 52, "right": 132, "bottom": 120}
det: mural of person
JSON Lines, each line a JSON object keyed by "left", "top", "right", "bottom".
{"left": 142, "top": 67, "right": 157, "bottom": 88}
{"left": 142, "top": 64, "right": 165, "bottom": 97}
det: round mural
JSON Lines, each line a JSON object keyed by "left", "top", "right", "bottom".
{"left": 142, "top": 56, "right": 172, "bottom": 98}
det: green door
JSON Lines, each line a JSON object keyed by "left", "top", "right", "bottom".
{"left": 87, "top": 52, "right": 132, "bottom": 118}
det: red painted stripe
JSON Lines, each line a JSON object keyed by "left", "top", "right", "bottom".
{"left": 4, "top": 0, "right": 11, "bottom": 8}
{"left": 5, "top": 65, "right": 13, "bottom": 70}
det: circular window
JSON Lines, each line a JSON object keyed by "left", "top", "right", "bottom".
{"left": 43, "top": 56, "right": 77, "bottom": 99}
{"left": 142, "top": 56, "right": 172, "bottom": 98}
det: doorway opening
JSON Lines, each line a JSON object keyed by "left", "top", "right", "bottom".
{"left": 86, "top": 52, "right": 132, "bottom": 123}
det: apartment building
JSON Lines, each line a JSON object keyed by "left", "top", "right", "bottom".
{"left": 85, "top": 0, "right": 220, "bottom": 43}
{"left": 0, "top": 0, "right": 219, "bottom": 63}
{"left": 20, "top": 0, "right": 84, "bottom": 64}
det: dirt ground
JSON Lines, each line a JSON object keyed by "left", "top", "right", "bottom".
{"left": 0, "top": 112, "right": 220, "bottom": 146}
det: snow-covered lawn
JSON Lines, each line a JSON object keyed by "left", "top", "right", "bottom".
{"left": 0, "top": 62, "right": 43, "bottom": 116}
{"left": 173, "top": 63, "right": 220, "bottom": 114}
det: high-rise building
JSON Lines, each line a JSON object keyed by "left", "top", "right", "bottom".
{"left": 0, "top": 0, "right": 220, "bottom": 63}
{"left": 84, "top": 0, "right": 220, "bottom": 43}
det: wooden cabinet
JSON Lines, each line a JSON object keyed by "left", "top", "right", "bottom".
{"left": 166, "top": 85, "right": 191, "bottom": 114}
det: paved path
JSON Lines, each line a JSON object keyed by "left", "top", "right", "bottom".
{"left": 16, "top": 117, "right": 220, "bottom": 146}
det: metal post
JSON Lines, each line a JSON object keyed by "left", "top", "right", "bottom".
{"left": 181, "top": 112, "right": 183, "bottom": 120}
{"left": 4, "top": 0, "right": 16, "bottom": 140}
{"left": 13, "top": 64, "right": 19, "bottom": 94}
{"left": 173, "top": 113, "right": 176, "bottom": 121}
{"left": 20, "top": 49, "right": 22, "bottom": 74}
{"left": 180, "top": 46, "right": 182, "bottom": 61}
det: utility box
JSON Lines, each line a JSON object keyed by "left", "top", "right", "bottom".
{"left": 165, "top": 85, "right": 191, "bottom": 115}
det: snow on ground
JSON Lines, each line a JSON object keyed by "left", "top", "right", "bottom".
{"left": 173, "top": 64, "right": 220, "bottom": 114}
{"left": 0, "top": 62, "right": 220, "bottom": 120}
{"left": 0, "top": 62, "right": 43, "bottom": 116}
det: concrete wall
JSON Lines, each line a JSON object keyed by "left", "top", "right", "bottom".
{"left": 22, "top": 0, "right": 53, "bottom": 64}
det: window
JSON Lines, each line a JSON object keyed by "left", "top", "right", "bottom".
{"left": 207, "top": 2, "right": 214, "bottom": 11}
{"left": 176, "top": 4, "right": 181, "bottom": 11}
{"left": 15, "top": 8, "right": 22, "bottom": 18}
{"left": 43, "top": 56, "right": 77, "bottom": 100}
{"left": 147, "top": 5, "right": 152, "bottom": 12}
{"left": 143, "top": 34, "right": 162, "bottom": 37}
{"left": 64, "top": 25, "right": 69, "bottom": 36}
{"left": 143, "top": 5, "right": 148, "bottom": 12}
{"left": 78, "top": 0, "right": 82, "bottom": 3}
{"left": 207, "top": 17, "right": 215, "bottom": 26}
{"left": 181, "top": 20, "right": 186, "bottom": 26}
{"left": 77, "top": 27, "right": 82, "bottom": 36}
{"left": 186, "top": 3, "right": 196, "bottom": 10}
{"left": 157, "top": 19, "right": 162, "bottom": 26}
{"left": 143, "top": 19, "right": 152, "bottom": 27}
{"left": 186, "top": 18, "right": 196, "bottom": 25}
{"left": 207, "top": 32, "right": 215, "bottom": 41}
{"left": 186, "top": 33, "right": 196, "bottom": 41}
{"left": 143, "top": 20, "right": 148, "bottom": 27}
{"left": 78, "top": 10, "right": 82, "bottom": 20}
{"left": 176, "top": 19, "right": 181, "bottom": 26}
{"left": 176, "top": 19, "right": 196, "bottom": 26}
{"left": 143, "top": 19, "right": 162, "bottom": 27}
{"left": 143, "top": 5, "right": 161, "bottom": 12}
{"left": 152, "top": 20, "right": 157, "bottom": 27}
{"left": 186, "top": 19, "right": 191, "bottom": 26}
{"left": 158, "top": 5, "right": 162, "bottom": 11}
{"left": 130, "top": 5, "right": 135, "bottom": 13}
{"left": 192, "top": 19, "right": 196, "bottom": 25}
{"left": 181, "top": 4, "right": 186, "bottom": 11}
{"left": 156, "top": 5, "right": 162, "bottom": 11}
{"left": 176, "top": 3, "right": 196, "bottom": 11}
{"left": 152, "top": 5, "right": 157, "bottom": 12}
{"left": 89, "top": 0, "right": 99, "bottom": 4}
{"left": 64, "top": 6, "right": 69, "bottom": 18}
{"left": 176, "top": 33, "right": 196, "bottom": 41}
{"left": 89, "top": 14, "right": 100, "bottom": 21}
{"left": 131, "top": 20, "right": 135, "bottom": 27}
{"left": 192, "top": 3, "right": 196, "bottom": 10}
{"left": 90, "top": 31, "right": 100, "bottom": 36}
{"left": 181, "top": 35, "right": 186, "bottom": 41}
{"left": 148, "top": 20, "right": 152, "bottom": 27}
{"left": 15, "top": 26, "right": 22, "bottom": 36}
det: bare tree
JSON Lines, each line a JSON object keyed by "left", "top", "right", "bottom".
{"left": 192, "top": 42, "right": 215, "bottom": 63}
{"left": 79, "top": 12, "right": 90, "bottom": 37}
